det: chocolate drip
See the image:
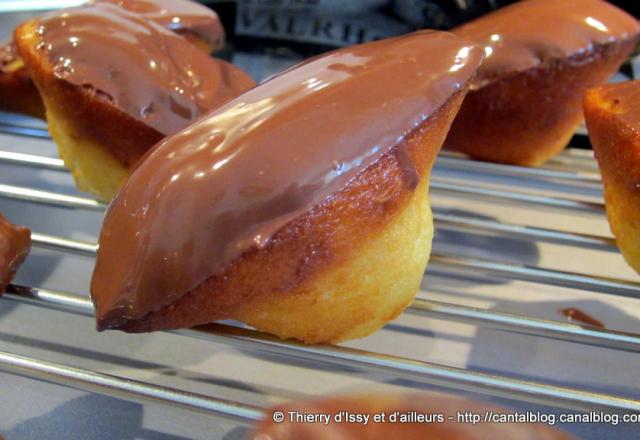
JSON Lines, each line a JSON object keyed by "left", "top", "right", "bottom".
{"left": 96, "top": 0, "right": 225, "bottom": 49}
{"left": 36, "top": 3, "right": 254, "bottom": 136}
{"left": 0, "top": 214, "right": 31, "bottom": 294}
{"left": 453, "top": 0, "right": 640, "bottom": 89}
{"left": 91, "top": 31, "right": 483, "bottom": 328}
{"left": 561, "top": 308, "right": 605, "bottom": 329}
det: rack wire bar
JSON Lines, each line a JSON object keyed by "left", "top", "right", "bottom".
{"left": 12, "top": 228, "right": 640, "bottom": 352}
{"left": 557, "top": 148, "right": 597, "bottom": 159}
{"left": 410, "top": 299, "right": 640, "bottom": 353}
{"left": 15, "top": 229, "right": 640, "bottom": 352}
{"left": 0, "top": 350, "right": 264, "bottom": 423}
{"left": 31, "top": 232, "right": 98, "bottom": 255}
{"left": 546, "top": 154, "right": 599, "bottom": 173}
{"left": 0, "top": 151, "right": 605, "bottom": 213}
{"left": 431, "top": 181, "right": 605, "bottom": 213}
{"left": 433, "top": 212, "right": 616, "bottom": 251}
{"left": 0, "top": 147, "right": 603, "bottom": 186}
{"left": 4, "top": 285, "right": 640, "bottom": 413}
{"left": 430, "top": 255, "right": 640, "bottom": 299}
{"left": 436, "top": 155, "right": 601, "bottom": 185}
{"left": 0, "top": 123, "right": 50, "bottom": 139}
{"left": 29, "top": 217, "right": 616, "bottom": 263}
{"left": 189, "top": 326, "right": 640, "bottom": 414}
{"left": 0, "top": 184, "right": 107, "bottom": 210}
{"left": 0, "top": 180, "right": 604, "bottom": 216}
{"left": 0, "top": 151, "right": 65, "bottom": 170}
{"left": 544, "top": 163, "right": 598, "bottom": 176}
{"left": 26, "top": 230, "right": 635, "bottom": 301}
{"left": 0, "top": 183, "right": 613, "bottom": 261}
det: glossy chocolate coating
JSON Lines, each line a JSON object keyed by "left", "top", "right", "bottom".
{"left": 0, "top": 41, "right": 19, "bottom": 69}
{"left": 36, "top": 3, "right": 254, "bottom": 136}
{"left": 0, "top": 213, "right": 31, "bottom": 293}
{"left": 593, "top": 80, "right": 640, "bottom": 127}
{"left": 91, "top": 30, "right": 483, "bottom": 328}
{"left": 453, "top": 0, "right": 640, "bottom": 89}
{"left": 96, "top": 0, "right": 225, "bottom": 49}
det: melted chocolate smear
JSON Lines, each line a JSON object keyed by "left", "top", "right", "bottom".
{"left": 560, "top": 307, "right": 605, "bottom": 329}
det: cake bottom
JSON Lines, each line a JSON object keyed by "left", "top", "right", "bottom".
{"left": 236, "top": 178, "right": 433, "bottom": 343}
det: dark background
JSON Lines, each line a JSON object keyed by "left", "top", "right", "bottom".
{"left": 204, "top": 0, "right": 639, "bottom": 57}
{"left": 205, "top": 0, "right": 639, "bottom": 42}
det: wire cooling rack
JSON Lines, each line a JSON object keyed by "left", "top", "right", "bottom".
{"left": 0, "top": 110, "right": 640, "bottom": 439}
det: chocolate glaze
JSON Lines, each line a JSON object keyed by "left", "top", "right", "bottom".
{"left": 91, "top": 31, "right": 483, "bottom": 329}
{"left": 594, "top": 80, "right": 640, "bottom": 127}
{"left": 0, "top": 41, "right": 19, "bottom": 70}
{"left": 453, "top": 0, "right": 640, "bottom": 89}
{"left": 561, "top": 307, "right": 605, "bottom": 329}
{"left": 36, "top": 3, "right": 254, "bottom": 136}
{"left": 96, "top": 0, "right": 225, "bottom": 50}
{"left": 0, "top": 213, "right": 31, "bottom": 294}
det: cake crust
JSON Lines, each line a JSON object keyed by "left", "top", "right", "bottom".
{"left": 584, "top": 81, "right": 640, "bottom": 274}
{"left": 446, "top": 40, "right": 638, "bottom": 166}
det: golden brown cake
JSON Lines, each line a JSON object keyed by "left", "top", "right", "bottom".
{"left": 584, "top": 80, "right": 640, "bottom": 274}
{"left": 0, "top": 213, "right": 31, "bottom": 294}
{"left": 15, "top": 3, "right": 254, "bottom": 201}
{"left": 0, "top": 0, "right": 226, "bottom": 118}
{"left": 90, "top": 31, "right": 484, "bottom": 344}
{"left": 250, "top": 392, "right": 575, "bottom": 439}
{"left": 446, "top": 0, "right": 640, "bottom": 166}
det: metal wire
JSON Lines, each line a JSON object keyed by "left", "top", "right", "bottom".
{"left": 27, "top": 227, "right": 635, "bottom": 302}
{"left": 0, "top": 122, "right": 50, "bottom": 139}
{"left": 21, "top": 232, "right": 640, "bottom": 353}
{"left": 433, "top": 211, "right": 615, "bottom": 251}
{"left": 0, "top": 151, "right": 65, "bottom": 170}
{"left": 0, "top": 183, "right": 106, "bottom": 210}
{"left": 410, "top": 299, "right": 640, "bottom": 353}
{"left": 0, "top": 146, "right": 603, "bottom": 187}
{"left": 5, "top": 285, "right": 640, "bottom": 413}
{"left": 436, "top": 153, "right": 601, "bottom": 186}
{"left": 430, "top": 181, "right": 604, "bottom": 213}
{"left": 1, "top": 124, "right": 639, "bottom": 424}
{"left": 0, "top": 350, "right": 264, "bottom": 423}
{"left": 430, "top": 255, "right": 640, "bottom": 299}
{"left": 0, "top": 149, "right": 603, "bottom": 212}
{"left": 0, "top": 153, "right": 614, "bottom": 252}
{"left": 31, "top": 232, "right": 98, "bottom": 255}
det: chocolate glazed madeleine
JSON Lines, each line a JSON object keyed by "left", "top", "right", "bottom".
{"left": 0, "top": 213, "right": 31, "bottom": 295}
{"left": 585, "top": 80, "right": 640, "bottom": 275}
{"left": 0, "top": 0, "right": 226, "bottom": 118}
{"left": 446, "top": 0, "right": 640, "bottom": 166}
{"left": 251, "top": 392, "right": 575, "bottom": 439}
{"left": 14, "top": 3, "right": 254, "bottom": 201}
{"left": 91, "top": 31, "right": 484, "bottom": 344}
